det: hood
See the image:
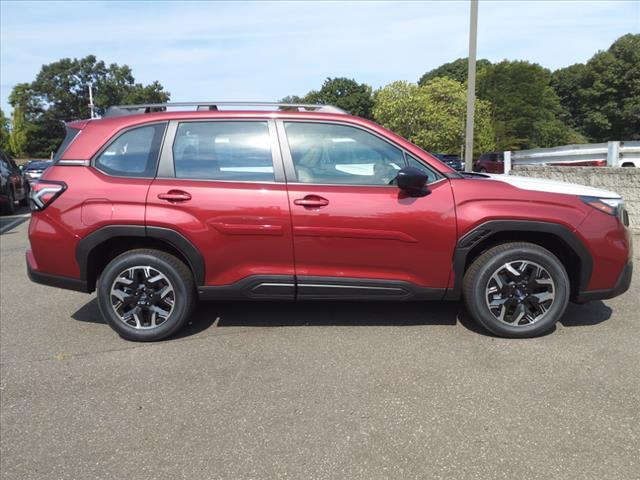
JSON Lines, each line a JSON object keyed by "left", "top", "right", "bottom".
{"left": 485, "top": 174, "right": 621, "bottom": 199}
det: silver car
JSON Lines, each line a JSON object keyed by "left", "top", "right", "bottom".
{"left": 23, "top": 161, "right": 53, "bottom": 184}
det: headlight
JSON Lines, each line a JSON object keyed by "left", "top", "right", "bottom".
{"left": 580, "top": 196, "right": 626, "bottom": 222}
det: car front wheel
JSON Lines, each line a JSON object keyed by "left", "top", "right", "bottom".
{"left": 463, "top": 242, "right": 570, "bottom": 338}
{"left": 97, "top": 249, "right": 195, "bottom": 341}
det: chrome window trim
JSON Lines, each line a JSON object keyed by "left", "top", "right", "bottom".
{"left": 283, "top": 177, "right": 448, "bottom": 189}
{"left": 57, "top": 159, "right": 89, "bottom": 166}
{"left": 152, "top": 176, "right": 281, "bottom": 186}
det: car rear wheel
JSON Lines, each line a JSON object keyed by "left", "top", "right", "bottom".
{"left": 97, "top": 249, "right": 195, "bottom": 341}
{"left": 463, "top": 242, "right": 569, "bottom": 338}
{"left": 479, "top": 168, "right": 487, "bottom": 173}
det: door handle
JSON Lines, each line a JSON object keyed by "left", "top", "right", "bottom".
{"left": 157, "top": 190, "right": 192, "bottom": 202}
{"left": 293, "top": 195, "right": 329, "bottom": 208}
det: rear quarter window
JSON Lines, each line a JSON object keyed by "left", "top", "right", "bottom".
{"left": 94, "top": 123, "right": 166, "bottom": 177}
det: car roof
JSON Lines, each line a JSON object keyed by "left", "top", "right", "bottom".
{"left": 61, "top": 106, "right": 456, "bottom": 175}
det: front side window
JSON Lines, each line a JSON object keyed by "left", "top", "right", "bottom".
{"left": 95, "top": 123, "right": 166, "bottom": 177}
{"left": 284, "top": 122, "right": 406, "bottom": 185}
{"left": 172, "top": 121, "right": 274, "bottom": 182}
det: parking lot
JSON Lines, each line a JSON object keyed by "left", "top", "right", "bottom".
{"left": 1, "top": 209, "right": 639, "bottom": 479}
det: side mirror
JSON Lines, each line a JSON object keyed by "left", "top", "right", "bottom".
{"left": 396, "top": 167, "right": 430, "bottom": 197}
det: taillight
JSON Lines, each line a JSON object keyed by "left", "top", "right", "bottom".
{"left": 30, "top": 180, "right": 67, "bottom": 211}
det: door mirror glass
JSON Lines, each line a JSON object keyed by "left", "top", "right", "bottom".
{"left": 396, "top": 167, "right": 430, "bottom": 197}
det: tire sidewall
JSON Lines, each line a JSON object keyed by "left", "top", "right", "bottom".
{"left": 467, "top": 246, "right": 569, "bottom": 338}
{"left": 5, "top": 189, "right": 15, "bottom": 214}
{"left": 97, "top": 252, "right": 191, "bottom": 341}
{"left": 19, "top": 184, "right": 29, "bottom": 206}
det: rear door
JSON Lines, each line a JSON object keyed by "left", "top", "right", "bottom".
{"left": 146, "top": 119, "right": 295, "bottom": 298}
{"left": 277, "top": 120, "right": 457, "bottom": 300}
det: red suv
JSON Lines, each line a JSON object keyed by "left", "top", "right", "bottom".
{"left": 27, "top": 102, "right": 633, "bottom": 341}
{"left": 474, "top": 152, "right": 504, "bottom": 173}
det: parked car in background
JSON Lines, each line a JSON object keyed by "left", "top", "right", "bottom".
{"left": 23, "top": 160, "right": 53, "bottom": 184}
{"left": 434, "top": 153, "right": 464, "bottom": 171}
{"left": 27, "top": 102, "right": 632, "bottom": 341}
{"left": 1, "top": 149, "right": 29, "bottom": 215}
{"left": 474, "top": 152, "right": 504, "bottom": 173}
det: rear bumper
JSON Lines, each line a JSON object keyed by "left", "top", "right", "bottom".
{"left": 26, "top": 251, "right": 89, "bottom": 293}
{"left": 576, "top": 261, "right": 633, "bottom": 302}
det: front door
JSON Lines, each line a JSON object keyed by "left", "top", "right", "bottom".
{"left": 277, "top": 120, "right": 457, "bottom": 300}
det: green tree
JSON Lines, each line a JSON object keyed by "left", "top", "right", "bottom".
{"left": 28, "top": 55, "right": 169, "bottom": 119}
{"left": 0, "top": 109, "right": 10, "bottom": 154}
{"left": 477, "top": 60, "right": 583, "bottom": 150}
{"left": 553, "top": 34, "right": 639, "bottom": 141}
{"left": 373, "top": 78, "right": 495, "bottom": 156}
{"left": 7, "top": 55, "right": 170, "bottom": 157}
{"left": 283, "top": 77, "right": 375, "bottom": 119}
{"left": 8, "top": 106, "right": 29, "bottom": 158}
{"left": 418, "top": 58, "right": 492, "bottom": 85}
{"left": 550, "top": 63, "right": 588, "bottom": 129}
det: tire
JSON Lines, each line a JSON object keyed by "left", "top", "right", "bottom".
{"left": 463, "top": 242, "right": 569, "bottom": 338}
{"left": 97, "top": 249, "right": 195, "bottom": 341}
{"left": 19, "top": 184, "right": 29, "bottom": 206}
{"left": 2, "top": 189, "right": 16, "bottom": 215}
{"left": 479, "top": 168, "right": 487, "bottom": 173}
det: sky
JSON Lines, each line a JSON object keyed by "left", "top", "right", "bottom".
{"left": 1, "top": 0, "right": 638, "bottom": 114}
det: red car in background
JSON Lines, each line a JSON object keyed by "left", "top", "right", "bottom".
{"left": 27, "top": 102, "right": 633, "bottom": 341}
{"left": 473, "top": 152, "right": 504, "bottom": 173}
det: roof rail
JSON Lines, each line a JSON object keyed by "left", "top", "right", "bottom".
{"left": 103, "top": 102, "right": 347, "bottom": 118}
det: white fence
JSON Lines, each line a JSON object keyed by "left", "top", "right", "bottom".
{"left": 504, "top": 141, "right": 640, "bottom": 174}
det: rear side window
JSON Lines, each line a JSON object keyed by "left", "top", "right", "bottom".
{"left": 172, "top": 121, "right": 274, "bottom": 182}
{"left": 95, "top": 123, "right": 166, "bottom": 177}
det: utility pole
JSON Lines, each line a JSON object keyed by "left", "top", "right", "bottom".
{"left": 88, "top": 83, "right": 96, "bottom": 119}
{"left": 464, "top": 0, "right": 478, "bottom": 172}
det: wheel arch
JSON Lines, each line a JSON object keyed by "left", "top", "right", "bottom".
{"left": 446, "top": 220, "right": 592, "bottom": 301}
{"left": 76, "top": 225, "right": 205, "bottom": 292}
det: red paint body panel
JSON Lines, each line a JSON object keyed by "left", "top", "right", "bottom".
{"left": 573, "top": 209, "right": 632, "bottom": 290}
{"left": 286, "top": 180, "right": 457, "bottom": 288}
{"left": 29, "top": 165, "right": 151, "bottom": 277}
{"left": 451, "top": 178, "right": 590, "bottom": 235}
{"left": 146, "top": 179, "right": 294, "bottom": 285}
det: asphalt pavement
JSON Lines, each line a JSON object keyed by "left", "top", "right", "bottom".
{"left": 1, "top": 209, "right": 639, "bottom": 479}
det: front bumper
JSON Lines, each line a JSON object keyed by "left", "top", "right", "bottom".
{"left": 576, "top": 261, "right": 633, "bottom": 302}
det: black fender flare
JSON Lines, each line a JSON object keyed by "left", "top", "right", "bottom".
{"left": 445, "top": 220, "right": 592, "bottom": 300}
{"left": 76, "top": 225, "right": 205, "bottom": 288}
